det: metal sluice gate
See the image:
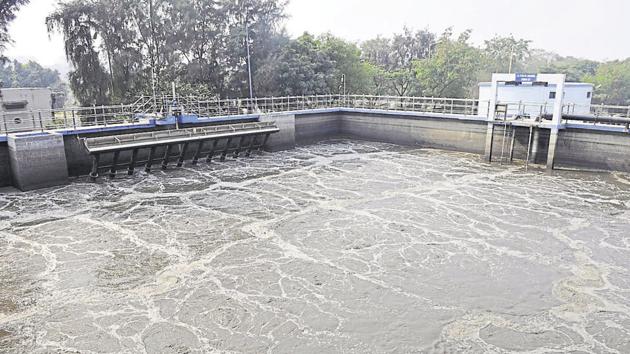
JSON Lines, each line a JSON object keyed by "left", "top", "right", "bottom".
{"left": 82, "top": 122, "right": 279, "bottom": 179}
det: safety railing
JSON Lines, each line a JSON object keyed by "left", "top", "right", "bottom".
{"left": 2, "top": 94, "right": 629, "bottom": 135}
{"left": 137, "top": 94, "right": 483, "bottom": 117}
{"left": 0, "top": 103, "right": 139, "bottom": 135}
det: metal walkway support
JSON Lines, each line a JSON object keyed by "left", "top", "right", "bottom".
{"left": 82, "top": 122, "right": 279, "bottom": 180}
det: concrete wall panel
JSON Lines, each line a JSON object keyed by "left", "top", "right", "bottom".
{"left": 295, "top": 113, "right": 340, "bottom": 144}
{"left": 260, "top": 113, "right": 295, "bottom": 151}
{"left": 8, "top": 132, "right": 68, "bottom": 191}
{"left": 556, "top": 129, "right": 630, "bottom": 172}
{"left": 0, "top": 143, "right": 11, "bottom": 187}
{"left": 339, "top": 113, "right": 488, "bottom": 154}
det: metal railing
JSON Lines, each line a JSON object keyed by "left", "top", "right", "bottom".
{"left": 2, "top": 94, "right": 629, "bottom": 135}
{"left": 0, "top": 103, "right": 139, "bottom": 135}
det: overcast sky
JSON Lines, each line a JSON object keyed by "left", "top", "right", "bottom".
{"left": 6, "top": 0, "right": 630, "bottom": 75}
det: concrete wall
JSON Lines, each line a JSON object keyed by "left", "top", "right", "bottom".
{"left": 5, "top": 108, "right": 630, "bottom": 191}
{"left": 339, "top": 112, "right": 488, "bottom": 154}
{"left": 260, "top": 113, "right": 295, "bottom": 151}
{"left": 8, "top": 133, "right": 68, "bottom": 191}
{"left": 0, "top": 143, "right": 11, "bottom": 187}
{"left": 555, "top": 128, "right": 630, "bottom": 171}
{"left": 295, "top": 112, "right": 341, "bottom": 144}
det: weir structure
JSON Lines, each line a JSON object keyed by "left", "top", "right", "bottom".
{"left": 83, "top": 122, "right": 278, "bottom": 179}
{"left": 2, "top": 87, "right": 630, "bottom": 191}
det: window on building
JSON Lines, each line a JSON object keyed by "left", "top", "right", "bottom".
{"left": 587, "top": 92, "right": 592, "bottom": 99}
{"left": 549, "top": 92, "right": 556, "bottom": 99}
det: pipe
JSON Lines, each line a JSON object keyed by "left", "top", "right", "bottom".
{"left": 543, "top": 113, "right": 630, "bottom": 125}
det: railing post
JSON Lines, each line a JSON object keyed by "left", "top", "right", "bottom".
{"left": 72, "top": 110, "right": 77, "bottom": 130}
{"left": 63, "top": 110, "right": 68, "bottom": 128}
{"left": 38, "top": 111, "right": 44, "bottom": 132}
{"left": 1, "top": 112, "right": 7, "bottom": 136}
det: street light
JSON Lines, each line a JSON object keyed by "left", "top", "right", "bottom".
{"left": 245, "top": 7, "right": 254, "bottom": 101}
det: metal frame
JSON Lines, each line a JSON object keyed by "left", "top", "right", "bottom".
{"left": 84, "top": 122, "right": 279, "bottom": 179}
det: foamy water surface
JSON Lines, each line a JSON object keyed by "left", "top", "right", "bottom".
{"left": 1, "top": 140, "right": 630, "bottom": 353}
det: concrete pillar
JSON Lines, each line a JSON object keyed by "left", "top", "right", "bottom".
{"left": 0, "top": 143, "right": 12, "bottom": 187}
{"left": 546, "top": 76, "right": 566, "bottom": 171}
{"left": 483, "top": 123, "right": 495, "bottom": 162}
{"left": 546, "top": 128, "right": 560, "bottom": 170}
{"left": 259, "top": 113, "right": 295, "bottom": 151}
{"left": 530, "top": 128, "right": 540, "bottom": 163}
{"left": 8, "top": 132, "right": 69, "bottom": 191}
{"left": 483, "top": 77, "right": 501, "bottom": 162}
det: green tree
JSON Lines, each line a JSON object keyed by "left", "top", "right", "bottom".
{"left": 0, "top": 60, "right": 63, "bottom": 88}
{"left": 584, "top": 59, "right": 630, "bottom": 105}
{"left": 414, "top": 30, "right": 482, "bottom": 98}
{"left": 254, "top": 33, "right": 334, "bottom": 96}
{"left": 254, "top": 33, "right": 373, "bottom": 96}
{"left": 540, "top": 57, "right": 599, "bottom": 82}
{"left": 318, "top": 34, "right": 371, "bottom": 94}
{"left": 46, "top": 0, "right": 111, "bottom": 105}
{"left": 484, "top": 35, "right": 531, "bottom": 73}
{"left": 361, "top": 28, "right": 436, "bottom": 96}
{"left": 0, "top": 0, "right": 29, "bottom": 60}
{"left": 47, "top": 0, "right": 287, "bottom": 105}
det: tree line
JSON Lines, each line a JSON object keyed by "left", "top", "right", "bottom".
{"left": 1, "top": 0, "right": 629, "bottom": 106}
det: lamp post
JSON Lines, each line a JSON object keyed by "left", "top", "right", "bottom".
{"left": 245, "top": 7, "right": 254, "bottom": 101}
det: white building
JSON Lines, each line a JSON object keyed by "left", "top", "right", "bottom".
{"left": 478, "top": 80, "right": 594, "bottom": 119}
{"left": 0, "top": 88, "right": 54, "bottom": 132}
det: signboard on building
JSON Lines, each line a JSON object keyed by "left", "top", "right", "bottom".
{"left": 515, "top": 73, "right": 538, "bottom": 83}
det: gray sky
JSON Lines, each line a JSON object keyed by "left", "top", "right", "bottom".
{"left": 6, "top": 0, "right": 630, "bottom": 75}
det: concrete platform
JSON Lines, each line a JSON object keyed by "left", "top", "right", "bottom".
{"left": 8, "top": 132, "right": 69, "bottom": 191}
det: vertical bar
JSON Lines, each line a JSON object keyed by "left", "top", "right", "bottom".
{"left": 233, "top": 136, "right": 245, "bottom": 158}
{"left": 63, "top": 110, "right": 68, "bottom": 129}
{"left": 39, "top": 111, "right": 44, "bottom": 132}
{"left": 192, "top": 140, "right": 205, "bottom": 165}
{"left": 259, "top": 133, "right": 271, "bottom": 151}
{"left": 128, "top": 148, "right": 139, "bottom": 175}
{"left": 220, "top": 138, "right": 233, "bottom": 161}
{"left": 1, "top": 112, "right": 7, "bottom": 136}
{"left": 109, "top": 151, "right": 120, "bottom": 178}
{"left": 176, "top": 143, "right": 189, "bottom": 167}
{"left": 525, "top": 126, "right": 533, "bottom": 171}
{"left": 207, "top": 139, "right": 219, "bottom": 163}
{"left": 499, "top": 122, "right": 508, "bottom": 165}
{"left": 72, "top": 110, "right": 77, "bottom": 130}
{"left": 145, "top": 146, "right": 157, "bottom": 172}
{"left": 162, "top": 145, "right": 173, "bottom": 170}
{"left": 90, "top": 154, "right": 100, "bottom": 181}
{"left": 245, "top": 135, "right": 258, "bottom": 157}
{"left": 509, "top": 126, "right": 516, "bottom": 163}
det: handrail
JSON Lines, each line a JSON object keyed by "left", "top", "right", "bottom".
{"left": 2, "top": 94, "right": 629, "bottom": 135}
